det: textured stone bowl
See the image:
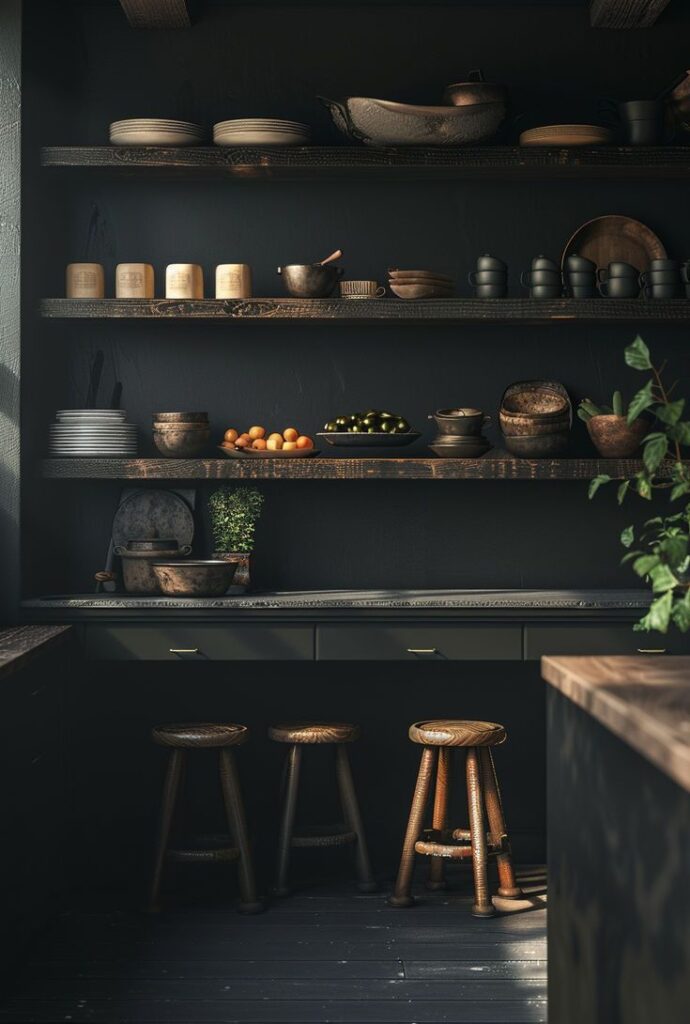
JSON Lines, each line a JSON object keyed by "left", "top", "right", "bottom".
{"left": 152, "top": 560, "right": 237, "bottom": 597}
{"left": 153, "top": 424, "right": 210, "bottom": 457}
{"left": 586, "top": 415, "right": 650, "bottom": 458}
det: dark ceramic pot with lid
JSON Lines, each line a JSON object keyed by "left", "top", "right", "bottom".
{"left": 115, "top": 538, "right": 192, "bottom": 594}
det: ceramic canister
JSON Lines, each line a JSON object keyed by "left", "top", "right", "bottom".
{"left": 66, "top": 262, "right": 105, "bottom": 299}
{"left": 166, "top": 263, "right": 204, "bottom": 299}
{"left": 216, "top": 263, "right": 252, "bottom": 299}
{"left": 116, "top": 263, "right": 155, "bottom": 299}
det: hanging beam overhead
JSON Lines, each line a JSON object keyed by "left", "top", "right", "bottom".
{"left": 590, "top": 0, "right": 672, "bottom": 28}
{"left": 119, "top": 0, "right": 191, "bottom": 29}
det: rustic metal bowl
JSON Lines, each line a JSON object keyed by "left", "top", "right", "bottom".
{"left": 443, "top": 75, "right": 507, "bottom": 108}
{"left": 502, "top": 389, "right": 569, "bottom": 417}
{"left": 430, "top": 409, "right": 489, "bottom": 436}
{"left": 503, "top": 432, "right": 569, "bottom": 458}
{"left": 499, "top": 410, "right": 571, "bottom": 437}
{"left": 152, "top": 560, "right": 237, "bottom": 597}
{"left": 115, "top": 541, "right": 191, "bottom": 595}
{"left": 430, "top": 438, "right": 492, "bottom": 458}
{"left": 153, "top": 425, "right": 210, "bottom": 457}
{"left": 153, "top": 412, "right": 209, "bottom": 423}
{"left": 277, "top": 263, "right": 343, "bottom": 298}
{"left": 586, "top": 415, "right": 650, "bottom": 458}
{"left": 320, "top": 95, "right": 505, "bottom": 146}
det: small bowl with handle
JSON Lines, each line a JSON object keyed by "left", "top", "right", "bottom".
{"left": 598, "top": 278, "right": 640, "bottom": 298}
{"left": 469, "top": 270, "right": 506, "bottom": 286}
{"left": 430, "top": 408, "right": 490, "bottom": 436}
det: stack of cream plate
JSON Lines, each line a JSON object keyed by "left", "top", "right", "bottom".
{"left": 49, "top": 410, "right": 138, "bottom": 457}
{"left": 213, "top": 118, "right": 310, "bottom": 146}
{"left": 110, "top": 119, "right": 205, "bottom": 146}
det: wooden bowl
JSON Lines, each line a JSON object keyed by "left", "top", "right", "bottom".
{"left": 501, "top": 389, "right": 569, "bottom": 418}
{"left": 586, "top": 415, "right": 650, "bottom": 457}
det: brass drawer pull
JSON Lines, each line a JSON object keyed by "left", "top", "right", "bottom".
{"left": 637, "top": 648, "right": 667, "bottom": 655}
{"left": 407, "top": 648, "right": 438, "bottom": 655}
{"left": 170, "top": 648, "right": 200, "bottom": 655}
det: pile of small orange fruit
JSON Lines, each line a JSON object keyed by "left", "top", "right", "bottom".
{"left": 221, "top": 425, "right": 315, "bottom": 452}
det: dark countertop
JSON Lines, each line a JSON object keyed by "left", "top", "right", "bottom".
{"left": 0, "top": 625, "right": 72, "bottom": 678}
{"left": 542, "top": 655, "right": 690, "bottom": 793}
{"left": 23, "top": 588, "right": 651, "bottom": 613}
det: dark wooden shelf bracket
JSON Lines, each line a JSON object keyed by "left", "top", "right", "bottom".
{"left": 119, "top": 0, "right": 191, "bottom": 29}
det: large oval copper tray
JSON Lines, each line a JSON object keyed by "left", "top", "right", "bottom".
{"left": 561, "top": 216, "right": 666, "bottom": 275}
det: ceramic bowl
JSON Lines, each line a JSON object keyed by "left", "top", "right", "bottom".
{"left": 430, "top": 408, "right": 489, "bottom": 436}
{"left": 152, "top": 560, "right": 237, "bottom": 597}
{"left": 389, "top": 282, "right": 454, "bottom": 299}
{"left": 320, "top": 95, "right": 505, "bottom": 146}
{"left": 429, "top": 438, "right": 491, "bottom": 458}
{"left": 586, "top": 415, "right": 650, "bottom": 458}
{"left": 277, "top": 264, "right": 343, "bottom": 298}
{"left": 153, "top": 425, "right": 210, "bottom": 457}
{"left": 503, "top": 432, "right": 569, "bottom": 458}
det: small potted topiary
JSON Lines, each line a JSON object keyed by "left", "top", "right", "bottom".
{"left": 208, "top": 486, "right": 264, "bottom": 591}
{"left": 578, "top": 390, "right": 650, "bottom": 458}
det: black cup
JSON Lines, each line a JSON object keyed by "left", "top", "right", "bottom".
{"left": 530, "top": 255, "right": 559, "bottom": 272}
{"left": 469, "top": 270, "right": 506, "bottom": 285}
{"left": 649, "top": 259, "right": 680, "bottom": 272}
{"left": 599, "top": 277, "right": 640, "bottom": 298}
{"left": 567, "top": 271, "right": 597, "bottom": 284}
{"left": 640, "top": 269, "right": 680, "bottom": 286}
{"left": 529, "top": 284, "right": 562, "bottom": 300}
{"left": 565, "top": 254, "right": 597, "bottom": 273}
{"left": 521, "top": 269, "right": 561, "bottom": 288}
{"left": 619, "top": 101, "right": 663, "bottom": 146}
{"left": 681, "top": 262, "right": 690, "bottom": 285}
{"left": 597, "top": 262, "right": 638, "bottom": 281}
{"left": 475, "top": 283, "right": 507, "bottom": 299}
{"left": 569, "top": 285, "right": 598, "bottom": 299}
{"left": 476, "top": 253, "right": 507, "bottom": 272}
{"left": 643, "top": 283, "right": 680, "bottom": 300}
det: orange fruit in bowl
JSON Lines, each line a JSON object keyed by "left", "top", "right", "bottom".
{"left": 296, "top": 435, "right": 313, "bottom": 449}
{"left": 283, "top": 441, "right": 298, "bottom": 451}
{"left": 248, "top": 425, "right": 265, "bottom": 440}
{"left": 224, "top": 428, "right": 238, "bottom": 443}
{"left": 252, "top": 438, "right": 267, "bottom": 450}
{"left": 235, "top": 435, "right": 250, "bottom": 448}
{"left": 283, "top": 427, "right": 298, "bottom": 443}
{"left": 267, "top": 437, "right": 283, "bottom": 451}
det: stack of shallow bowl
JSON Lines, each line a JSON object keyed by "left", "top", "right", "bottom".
{"left": 213, "top": 119, "right": 310, "bottom": 146}
{"left": 388, "top": 269, "right": 454, "bottom": 299}
{"left": 153, "top": 412, "right": 210, "bottom": 458}
{"left": 428, "top": 407, "right": 492, "bottom": 459}
{"left": 49, "top": 409, "right": 137, "bottom": 457}
{"left": 499, "top": 381, "right": 571, "bottom": 458}
{"left": 109, "top": 119, "right": 205, "bottom": 146}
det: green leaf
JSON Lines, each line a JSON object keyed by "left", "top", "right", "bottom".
{"left": 624, "top": 336, "right": 652, "bottom": 371}
{"left": 627, "top": 380, "right": 655, "bottom": 424}
{"left": 620, "top": 524, "right": 635, "bottom": 548}
{"left": 649, "top": 563, "right": 678, "bottom": 594}
{"left": 617, "top": 480, "right": 630, "bottom": 505}
{"left": 621, "top": 550, "right": 643, "bottom": 565}
{"left": 643, "top": 434, "right": 669, "bottom": 473}
{"left": 588, "top": 474, "right": 611, "bottom": 499}
{"left": 671, "top": 481, "right": 690, "bottom": 501}
{"left": 636, "top": 474, "right": 653, "bottom": 500}
{"left": 612, "top": 390, "right": 623, "bottom": 416}
{"left": 672, "top": 591, "right": 690, "bottom": 632}
{"left": 632, "top": 554, "right": 660, "bottom": 578}
{"left": 656, "top": 399, "right": 685, "bottom": 426}
{"left": 639, "top": 590, "right": 673, "bottom": 634}
{"left": 659, "top": 534, "right": 688, "bottom": 569}
{"left": 668, "top": 421, "right": 690, "bottom": 446}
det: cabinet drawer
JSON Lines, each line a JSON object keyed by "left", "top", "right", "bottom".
{"left": 316, "top": 625, "right": 521, "bottom": 661}
{"left": 525, "top": 625, "right": 690, "bottom": 660}
{"left": 85, "top": 625, "right": 313, "bottom": 661}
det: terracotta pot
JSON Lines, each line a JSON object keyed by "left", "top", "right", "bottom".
{"left": 213, "top": 551, "right": 251, "bottom": 592}
{"left": 586, "top": 415, "right": 650, "bottom": 458}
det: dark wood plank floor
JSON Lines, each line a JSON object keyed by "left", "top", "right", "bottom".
{"left": 2, "top": 868, "right": 547, "bottom": 1023}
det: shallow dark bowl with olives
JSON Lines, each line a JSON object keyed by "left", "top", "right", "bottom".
{"left": 319, "top": 409, "right": 419, "bottom": 446}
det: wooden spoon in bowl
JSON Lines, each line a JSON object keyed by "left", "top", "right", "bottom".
{"left": 318, "top": 249, "right": 343, "bottom": 266}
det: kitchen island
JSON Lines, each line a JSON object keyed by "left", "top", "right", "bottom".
{"left": 542, "top": 655, "right": 690, "bottom": 1024}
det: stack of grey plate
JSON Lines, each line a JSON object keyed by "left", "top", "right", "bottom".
{"left": 49, "top": 410, "right": 138, "bottom": 457}
{"left": 213, "top": 119, "right": 310, "bottom": 146}
{"left": 109, "top": 119, "right": 205, "bottom": 146}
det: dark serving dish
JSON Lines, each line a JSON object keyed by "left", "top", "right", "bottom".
{"left": 317, "top": 431, "right": 421, "bottom": 447}
{"left": 218, "top": 445, "right": 319, "bottom": 459}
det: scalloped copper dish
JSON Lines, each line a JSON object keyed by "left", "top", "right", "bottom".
{"left": 562, "top": 216, "right": 666, "bottom": 275}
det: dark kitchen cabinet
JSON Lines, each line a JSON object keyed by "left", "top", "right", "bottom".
{"left": 316, "top": 623, "right": 522, "bottom": 660}
{"left": 524, "top": 625, "right": 690, "bottom": 660}
{"left": 84, "top": 624, "right": 314, "bottom": 660}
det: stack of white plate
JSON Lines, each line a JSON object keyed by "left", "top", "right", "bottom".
{"left": 213, "top": 119, "right": 310, "bottom": 146}
{"left": 49, "top": 410, "right": 138, "bottom": 457}
{"left": 110, "top": 119, "right": 205, "bottom": 147}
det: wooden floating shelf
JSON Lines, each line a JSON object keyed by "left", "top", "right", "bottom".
{"left": 40, "top": 145, "right": 690, "bottom": 179}
{"left": 41, "top": 457, "right": 663, "bottom": 481}
{"left": 40, "top": 297, "right": 690, "bottom": 324}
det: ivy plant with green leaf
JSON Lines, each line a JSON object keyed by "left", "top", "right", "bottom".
{"left": 208, "top": 486, "right": 265, "bottom": 554}
{"left": 589, "top": 336, "right": 690, "bottom": 635}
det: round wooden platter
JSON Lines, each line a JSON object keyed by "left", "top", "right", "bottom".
{"left": 217, "top": 445, "right": 319, "bottom": 459}
{"left": 561, "top": 215, "right": 666, "bottom": 274}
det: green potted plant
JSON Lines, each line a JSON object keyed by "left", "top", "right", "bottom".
{"left": 208, "top": 486, "right": 264, "bottom": 591}
{"left": 589, "top": 336, "right": 690, "bottom": 634}
{"left": 578, "top": 389, "right": 650, "bottom": 457}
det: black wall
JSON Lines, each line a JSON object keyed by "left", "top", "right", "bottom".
{"left": 20, "top": 0, "right": 690, "bottom": 597}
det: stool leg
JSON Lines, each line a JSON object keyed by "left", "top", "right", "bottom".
{"left": 275, "top": 744, "right": 302, "bottom": 897}
{"left": 480, "top": 747, "right": 522, "bottom": 899}
{"left": 149, "top": 748, "right": 185, "bottom": 913}
{"left": 335, "top": 744, "right": 377, "bottom": 893}
{"left": 219, "top": 748, "right": 263, "bottom": 914}
{"left": 427, "top": 747, "right": 451, "bottom": 892}
{"left": 466, "top": 747, "right": 495, "bottom": 918}
{"left": 389, "top": 746, "right": 437, "bottom": 908}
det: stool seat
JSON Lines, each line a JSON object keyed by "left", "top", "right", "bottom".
{"left": 269, "top": 722, "right": 359, "bottom": 745}
{"left": 409, "top": 720, "right": 506, "bottom": 748}
{"left": 153, "top": 723, "right": 248, "bottom": 749}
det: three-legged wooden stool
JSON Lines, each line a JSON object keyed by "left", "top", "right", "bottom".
{"left": 269, "top": 722, "right": 377, "bottom": 896}
{"left": 150, "top": 723, "right": 262, "bottom": 914}
{"left": 389, "top": 719, "right": 522, "bottom": 917}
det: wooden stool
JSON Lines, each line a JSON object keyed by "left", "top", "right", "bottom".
{"left": 390, "top": 719, "right": 522, "bottom": 917}
{"left": 269, "top": 722, "right": 377, "bottom": 895}
{"left": 149, "top": 723, "right": 262, "bottom": 914}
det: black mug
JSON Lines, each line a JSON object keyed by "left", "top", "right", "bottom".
{"left": 468, "top": 270, "right": 506, "bottom": 286}
{"left": 597, "top": 261, "right": 638, "bottom": 282}
{"left": 598, "top": 277, "right": 640, "bottom": 298}
{"left": 474, "top": 283, "right": 507, "bottom": 299}
{"left": 565, "top": 254, "right": 597, "bottom": 274}
{"left": 619, "top": 100, "right": 663, "bottom": 146}
{"left": 521, "top": 269, "right": 561, "bottom": 288}
{"left": 643, "top": 283, "right": 680, "bottom": 300}
{"left": 529, "top": 284, "right": 562, "bottom": 300}
{"left": 476, "top": 253, "right": 507, "bottom": 273}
